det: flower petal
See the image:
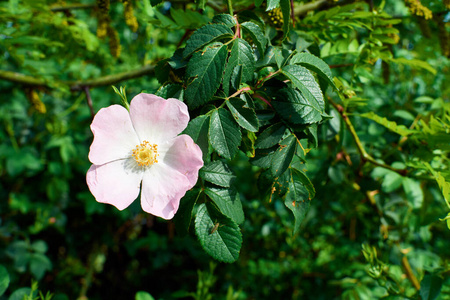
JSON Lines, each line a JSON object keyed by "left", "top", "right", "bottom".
{"left": 86, "top": 159, "right": 143, "bottom": 210}
{"left": 129, "top": 93, "right": 189, "bottom": 143}
{"left": 89, "top": 105, "right": 140, "bottom": 165}
{"left": 161, "top": 135, "right": 204, "bottom": 188}
{"left": 140, "top": 163, "right": 191, "bottom": 219}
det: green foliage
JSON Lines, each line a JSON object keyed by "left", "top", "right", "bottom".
{"left": 1, "top": 0, "right": 449, "bottom": 299}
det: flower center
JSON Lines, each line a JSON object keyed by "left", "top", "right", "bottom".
{"left": 132, "top": 140, "right": 159, "bottom": 167}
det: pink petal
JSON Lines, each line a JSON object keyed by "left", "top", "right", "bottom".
{"left": 89, "top": 105, "right": 140, "bottom": 165}
{"left": 161, "top": 135, "right": 204, "bottom": 188}
{"left": 86, "top": 159, "right": 143, "bottom": 210}
{"left": 129, "top": 94, "right": 189, "bottom": 143}
{"left": 140, "top": 164, "right": 191, "bottom": 219}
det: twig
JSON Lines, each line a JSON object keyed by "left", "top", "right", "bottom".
{"left": 50, "top": 3, "right": 95, "bottom": 12}
{"left": 294, "top": 0, "right": 328, "bottom": 16}
{"left": 84, "top": 87, "right": 95, "bottom": 118}
{"left": 329, "top": 98, "right": 408, "bottom": 176}
{"left": 0, "top": 65, "right": 155, "bottom": 91}
{"left": 401, "top": 255, "right": 421, "bottom": 290}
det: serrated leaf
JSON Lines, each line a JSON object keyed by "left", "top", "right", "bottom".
{"left": 185, "top": 43, "right": 228, "bottom": 108}
{"left": 420, "top": 274, "right": 444, "bottom": 300}
{"left": 271, "top": 134, "right": 297, "bottom": 177}
{"left": 200, "top": 161, "right": 236, "bottom": 187}
{"left": 183, "top": 24, "right": 233, "bottom": 58}
{"left": 291, "top": 168, "right": 315, "bottom": 199}
{"left": 273, "top": 88, "right": 322, "bottom": 124}
{"left": 241, "top": 22, "right": 267, "bottom": 55}
{"left": 223, "top": 38, "right": 255, "bottom": 94}
{"left": 209, "top": 108, "right": 242, "bottom": 160}
{"left": 390, "top": 58, "right": 437, "bottom": 75}
{"left": 280, "top": 0, "right": 290, "bottom": 38}
{"left": 156, "top": 84, "right": 183, "bottom": 100}
{"left": 255, "top": 123, "right": 286, "bottom": 149}
{"left": 360, "top": 112, "right": 417, "bottom": 136}
{"left": 205, "top": 186, "right": 244, "bottom": 224}
{"left": 195, "top": 203, "right": 242, "bottom": 263}
{"left": 183, "top": 115, "right": 210, "bottom": 162}
{"left": 290, "top": 53, "right": 337, "bottom": 90}
{"left": 226, "top": 98, "right": 259, "bottom": 132}
{"left": 242, "top": 131, "right": 256, "bottom": 158}
{"left": 281, "top": 65, "right": 325, "bottom": 112}
{"left": 250, "top": 146, "right": 277, "bottom": 168}
{"left": 173, "top": 189, "right": 201, "bottom": 236}
{"left": 212, "top": 14, "right": 236, "bottom": 28}
{"left": 285, "top": 174, "right": 310, "bottom": 235}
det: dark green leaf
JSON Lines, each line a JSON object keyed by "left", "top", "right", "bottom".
{"left": 273, "top": 88, "right": 322, "bottom": 124}
{"left": 183, "top": 24, "right": 233, "bottom": 58}
{"left": 255, "top": 123, "right": 287, "bottom": 149}
{"left": 185, "top": 43, "right": 228, "bottom": 108}
{"left": 173, "top": 189, "right": 201, "bottom": 237}
{"left": 280, "top": 0, "right": 290, "bottom": 38}
{"left": 250, "top": 146, "right": 277, "bottom": 168}
{"left": 195, "top": 203, "right": 242, "bottom": 263}
{"left": 209, "top": 108, "right": 242, "bottom": 160}
{"left": 420, "top": 274, "right": 444, "bottom": 300}
{"left": 290, "top": 168, "right": 315, "bottom": 199}
{"left": 241, "top": 22, "right": 267, "bottom": 55}
{"left": 155, "top": 84, "right": 184, "bottom": 100}
{"left": 200, "top": 161, "right": 236, "bottom": 188}
{"left": 281, "top": 65, "right": 325, "bottom": 112}
{"left": 0, "top": 265, "right": 9, "bottom": 296}
{"left": 242, "top": 131, "right": 256, "bottom": 158}
{"left": 271, "top": 134, "right": 297, "bottom": 177}
{"left": 223, "top": 39, "right": 255, "bottom": 94}
{"left": 205, "top": 186, "right": 244, "bottom": 224}
{"left": 183, "top": 115, "right": 210, "bottom": 162}
{"left": 285, "top": 172, "right": 310, "bottom": 234}
{"left": 212, "top": 14, "right": 236, "bottom": 28}
{"left": 290, "top": 52, "right": 337, "bottom": 90}
{"left": 155, "top": 59, "right": 170, "bottom": 84}
{"left": 226, "top": 98, "right": 259, "bottom": 132}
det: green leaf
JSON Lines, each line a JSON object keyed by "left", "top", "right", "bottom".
{"left": 390, "top": 58, "right": 437, "bottom": 75}
{"left": 183, "top": 115, "right": 210, "bottom": 162}
{"left": 30, "top": 240, "right": 47, "bottom": 254}
{"left": 420, "top": 274, "right": 444, "bottom": 300}
{"left": 9, "top": 288, "right": 35, "bottom": 300}
{"left": 183, "top": 24, "right": 233, "bottom": 58}
{"left": 271, "top": 134, "right": 297, "bottom": 177}
{"left": 0, "top": 265, "right": 9, "bottom": 296}
{"left": 209, "top": 108, "right": 242, "bottom": 160}
{"left": 250, "top": 146, "right": 277, "bottom": 168}
{"left": 280, "top": 0, "right": 290, "bottom": 38}
{"left": 360, "top": 112, "right": 417, "bottom": 136}
{"left": 241, "top": 22, "right": 267, "bottom": 55}
{"left": 223, "top": 39, "right": 255, "bottom": 94}
{"left": 281, "top": 65, "right": 325, "bottom": 112}
{"left": 156, "top": 84, "right": 184, "bottom": 100}
{"left": 200, "top": 161, "right": 236, "bottom": 188}
{"left": 273, "top": 88, "right": 323, "bottom": 124}
{"left": 173, "top": 189, "right": 201, "bottom": 237}
{"left": 212, "top": 14, "right": 236, "bottom": 28}
{"left": 402, "top": 178, "right": 423, "bottom": 209}
{"left": 205, "top": 186, "right": 244, "bottom": 224}
{"left": 266, "top": 0, "right": 280, "bottom": 10}
{"left": 226, "top": 98, "right": 259, "bottom": 132}
{"left": 135, "top": 291, "right": 155, "bottom": 300}
{"left": 242, "top": 131, "right": 256, "bottom": 158}
{"left": 195, "top": 203, "right": 242, "bottom": 263}
{"left": 290, "top": 53, "right": 337, "bottom": 90}
{"left": 255, "top": 123, "right": 287, "bottom": 149}
{"left": 185, "top": 43, "right": 228, "bottom": 108}
{"left": 29, "top": 253, "right": 52, "bottom": 280}
{"left": 290, "top": 168, "right": 315, "bottom": 199}
{"left": 285, "top": 171, "right": 311, "bottom": 235}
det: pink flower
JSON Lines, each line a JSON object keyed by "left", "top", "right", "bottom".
{"left": 86, "top": 93, "right": 203, "bottom": 219}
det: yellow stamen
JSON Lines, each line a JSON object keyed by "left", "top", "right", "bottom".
{"left": 132, "top": 140, "right": 159, "bottom": 167}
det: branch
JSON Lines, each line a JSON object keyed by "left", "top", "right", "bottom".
{"left": 294, "top": 0, "right": 328, "bottom": 16}
{"left": 0, "top": 65, "right": 155, "bottom": 91}
{"left": 329, "top": 98, "right": 408, "bottom": 176}
{"left": 50, "top": 3, "right": 96, "bottom": 12}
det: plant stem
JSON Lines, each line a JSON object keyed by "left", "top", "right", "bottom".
{"left": 401, "top": 255, "right": 421, "bottom": 290}
{"left": 0, "top": 65, "right": 155, "bottom": 91}
{"left": 226, "top": 0, "right": 233, "bottom": 15}
{"left": 329, "top": 98, "right": 408, "bottom": 176}
{"left": 294, "top": 0, "right": 327, "bottom": 16}
{"left": 50, "top": 3, "right": 95, "bottom": 11}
